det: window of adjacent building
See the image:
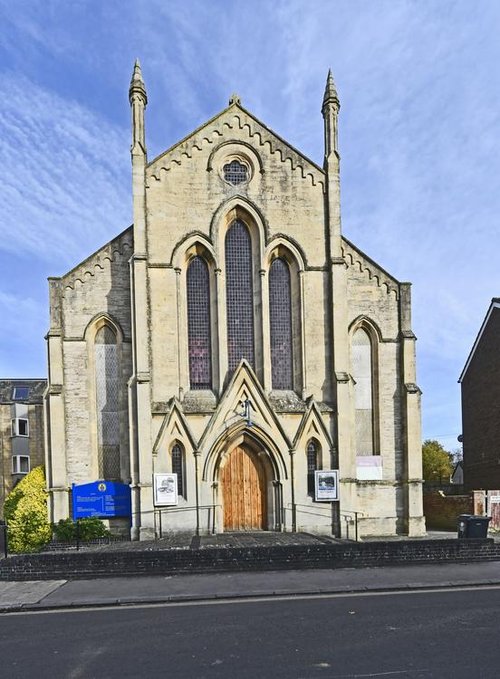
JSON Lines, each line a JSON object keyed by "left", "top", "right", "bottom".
{"left": 225, "top": 219, "right": 255, "bottom": 372}
{"left": 171, "top": 443, "right": 185, "bottom": 498}
{"left": 12, "top": 387, "right": 29, "bottom": 401}
{"left": 307, "top": 439, "right": 319, "bottom": 497}
{"left": 352, "top": 327, "right": 376, "bottom": 455}
{"left": 12, "top": 455, "right": 30, "bottom": 475}
{"left": 269, "top": 257, "right": 293, "bottom": 389}
{"left": 95, "top": 325, "right": 121, "bottom": 480}
{"left": 187, "top": 256, "right": 212, "bottom": 390}
{"left": 11, "top": 418, "right": 29, "bottom": 437}
{"left": 223, "top": 160, "right": 248, "bottom": 185}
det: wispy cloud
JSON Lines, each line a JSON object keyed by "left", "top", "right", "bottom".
{"left": 1, "top": 0, "right": 500, "bottom": 445}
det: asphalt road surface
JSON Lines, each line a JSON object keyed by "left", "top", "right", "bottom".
{"left": 1, "top": 586, "right": 499, "bottom": 678}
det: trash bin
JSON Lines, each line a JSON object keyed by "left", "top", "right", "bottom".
{"left": 466, "top": 515, "right": 490, "bottom": 538}
{"left": 457, "top": 514, "right": 490, "bottom": 539}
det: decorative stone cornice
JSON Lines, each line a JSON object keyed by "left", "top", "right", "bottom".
{"left": 147, "top": 107, "right": 325, "bottom": 189}
{"left": 61, "top": 229, "right": 133, "bottom": 292}
{"left": 342, "top": 238, "right": 399, "bottom": 298}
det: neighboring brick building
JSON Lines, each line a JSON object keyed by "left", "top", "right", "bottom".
{"left": 0, "top": 379, "right": 46, "bottom": 516}
{"left": 44, "top": 64, "right": 425, "bottom": 539}
{"left": 459, "top": 299, "right": 500, "bottom": 489}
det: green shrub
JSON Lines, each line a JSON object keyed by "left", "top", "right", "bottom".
{"left": 4, "top": 466, "right": 51, "bottom": 553}
{"left": 53, "top": 517, "right": 110, "bottom": 542}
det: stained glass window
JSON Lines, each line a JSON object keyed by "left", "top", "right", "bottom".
{"left": 307, "top": 440, "right": 319, "bottom": 496}
{"left": 172, "top": 443, "right": 185, "bottom": 497}
{"left": 223, "top": 160, "right": 248, "bottom": 185}
{"left": 225, "top": 219, "right": 255, "bottom": 372}
{"left": 95, "top": 325, "right": 121, "bottom": 480}
{"left": 187, "top": 256, "right": 212, "bottom": 389}
{"left": 269, "top": 257, "right": 293, "bottom": 389}
{"left": 352, "top": 328, "right": 375, "bottom": 455}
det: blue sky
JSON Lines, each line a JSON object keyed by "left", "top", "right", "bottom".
{"left": 1, "top": 0, "right": 500, "bottom": 452}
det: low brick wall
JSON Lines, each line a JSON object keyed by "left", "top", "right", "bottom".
{"left": 1, "top": 539, "right": 500, "bottom": 581}
{"left": 424, "top": 492, "right": 473, "bottom": 530}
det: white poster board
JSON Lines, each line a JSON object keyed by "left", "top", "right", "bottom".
{"left": 315, "top": 470, "right": 339, "bottom": 501}
{"left": 153, "top": 473, "right": 178, "bottom": 506}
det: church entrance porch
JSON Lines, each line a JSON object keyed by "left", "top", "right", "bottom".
{"left": 220, "top": 445, "right": 267, "bottom": 531}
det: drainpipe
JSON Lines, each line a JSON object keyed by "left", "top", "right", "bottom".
{"left": 290, "top": 448, "right": 296, "bottom": 532}
{"left": 194, "top": 450, "right": 200, "bottom": 536}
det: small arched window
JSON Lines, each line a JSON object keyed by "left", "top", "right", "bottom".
{"left": 225, "top": 219, "right": 254, "bottom": 372}
{"left": 307, "top": 439, "right": 319, "bottom": 497}
{"left": 269, "top": 257, "right": 293, "bottom": 389}
{"left": 171, "top": 442, "right": 185, "bottom": 498}
{"left": 352, "top": 327, "right": 376, "bottom": 455}
{"left": 187, "top": 256, "right": 212, "bottom": 390}
{"left": 95, "top": 325, "right": 120, "bottom": 480}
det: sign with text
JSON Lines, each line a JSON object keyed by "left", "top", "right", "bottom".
{"left": 314, "top": 470, "right": 339, "bottom": 502}
{"left": 72, "top": 481, "right": 131, "bottom": 519}
{"left": 153, "top": 473, "right": 178, "bottom": 506}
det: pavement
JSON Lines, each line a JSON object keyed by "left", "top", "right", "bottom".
{"left": 2, "top": 529, "right": 500, "bottom": 613}
{"left": 2, "top": 559, "right": 500, "bottom": 613}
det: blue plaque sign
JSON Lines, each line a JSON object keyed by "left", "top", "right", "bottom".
{"left": 72, "top": 481, "right": 131, "bottom": 519}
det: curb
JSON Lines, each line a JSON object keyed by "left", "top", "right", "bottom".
{"left": 3, "top": 579, "right": 500, "bottom": 614}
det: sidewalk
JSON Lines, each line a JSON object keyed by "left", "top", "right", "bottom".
{"left": 2, "top": 559, "right": 500, "bottom": 613}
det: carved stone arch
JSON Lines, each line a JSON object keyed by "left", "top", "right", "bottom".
{"left": 264, "top": 238, "right": 305, "bottom": 394}
{"left": 84, "top": 312, "right": 124, "bottom": 344}
{"left": 348, "top": 315, "right": 383, "bottom": 343}
{"left": 349, "top": 317, "right": 380, "bottom": 457}
{"left": 210, "top": 196, "right": 268, "bottom": 253}
{"left": 207, "top": 140, "right": 264, "bottom": 176}
{"left": 265, "top": 236, "right": 306, "bottom": 272}
{"left": 170, "top": 232, "right": 217, "bottom": 270}
{"left": 202, "top": 420, "right": 288, "bottom": 484}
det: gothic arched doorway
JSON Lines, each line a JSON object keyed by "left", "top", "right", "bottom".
{"left": 220, "top": 445, "right": 267, "bottom": 530}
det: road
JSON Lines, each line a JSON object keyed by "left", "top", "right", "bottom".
{"left": 1, "top": 586, "right": 498, "bottom": 678}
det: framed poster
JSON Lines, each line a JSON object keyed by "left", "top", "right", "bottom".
{"left": 153, "top": 473, "right": 178, "bottom": 506}
{"left": 315, "top": 470, "right": 339, "bottom": 502}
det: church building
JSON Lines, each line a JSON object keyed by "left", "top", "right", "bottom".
{"left": 44, "top": 63, "right": 425, "bottom": 540}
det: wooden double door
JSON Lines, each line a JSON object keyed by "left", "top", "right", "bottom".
{"left": 221, "top": 445, "right": 267, "bottom": 531}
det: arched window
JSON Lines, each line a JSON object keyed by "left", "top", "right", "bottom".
{"left": 171, "top": 442, "right": 185, "bottom": 498}
{"left": 352, "top": 327, "right": 376, "bottom": 455}
{"left": 269, "top": 257, "right": 293, "bottom": 389}
{"left": 95, "top": 325, "right": 120, "bottom": 480}
{"left": 187, "top": 256, "right": 212, "bottom": 389}
{"left": 307, "top": 439, "right": 319, "bottom": 496}
{"left": 225, "top": 219, "right": 254, "bottom": 372}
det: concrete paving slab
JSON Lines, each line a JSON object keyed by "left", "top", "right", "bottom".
{"left": 12, "top": 560, "right": 500, "bottom": 611}
{"left": 0, "top": 580, "right": 65, "bottom": 608}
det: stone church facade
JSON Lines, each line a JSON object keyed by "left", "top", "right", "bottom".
{"left": 45, "top": 63, "right": 425, "bottom": 539}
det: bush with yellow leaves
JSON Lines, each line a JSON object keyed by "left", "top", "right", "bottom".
{"left": 4, "top": 465, "right": 52, "bottom": 553}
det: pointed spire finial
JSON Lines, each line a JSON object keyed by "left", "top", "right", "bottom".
{"left": 129, "top": 58, "right": 147, "bottom": 105}
{"left": 322, "top": 69, "right": 339, "bottom": 112}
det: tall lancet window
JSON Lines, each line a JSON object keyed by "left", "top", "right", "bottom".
{"left": 95, "top": 325, "right": 121, "bottom": 479}
{"left": 225, "top": 219, "right": 254, "bottom": 372}
{"left": 269, "top": 257, "right": 293, "bottom": 389}
{"left": 187, "top": 256, "right": 212, "bottom": 389}
{"left": 352, "top": 328, "right": 376, "bottom": 456}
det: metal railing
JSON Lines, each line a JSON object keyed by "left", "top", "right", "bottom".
{"left": 154, "top": 504, "right": 221, "bottom": 538}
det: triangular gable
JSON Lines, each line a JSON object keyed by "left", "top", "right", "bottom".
{"left": 152, "top": 398, "right": 198, "bottom": 455}
{"left": 146, "top": 101, "right": 324, "bottom": 186}
{"left": 198, "top": 360, "right": 292, "bottom": 452}
{"left": 459, "top": 299, "right": 500, "bottom": 382}
{"left": 292, "top": 399, "right": 333, "bottom": 452}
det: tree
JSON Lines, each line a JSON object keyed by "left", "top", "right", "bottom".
{"left": 422, "top": 439, "right": 453, "bottom": 483}
{"left": 3, "top": 466, "right": 52, "bottom": 553}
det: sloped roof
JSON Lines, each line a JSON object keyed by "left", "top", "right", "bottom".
{"left": 459, "top": 298, "right": 500, "bottom": 382}
{"left": 0, "top": 379, "right": 47, "bottom": 404}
